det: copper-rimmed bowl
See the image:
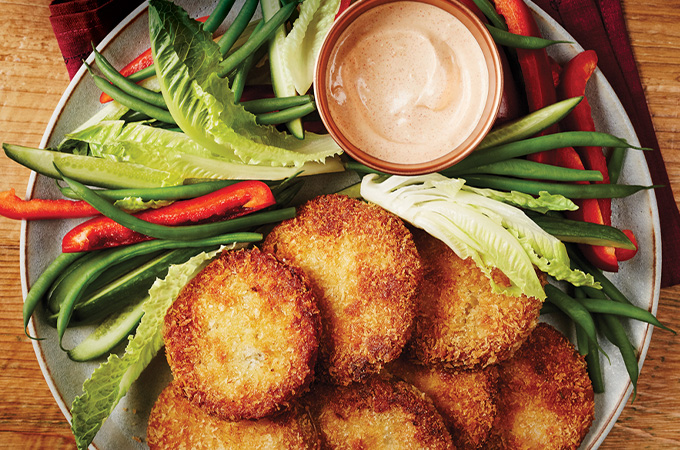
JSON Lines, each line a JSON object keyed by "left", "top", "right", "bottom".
{"left": 314, "top": 0, "right": 503, "bottom": 175}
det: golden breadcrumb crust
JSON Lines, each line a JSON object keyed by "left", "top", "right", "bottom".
{"left": 407, "top": 229, "right": 543, "bottom": 369}
{"left": 163, "top": 247, "right": 320, "bottom": 420}
{"left": 387, "top": 358, "right": 498, "bottom": 449}
{"left": 147, "top": 381, "right": 320, "bottom": 449}
{"left": 487, "top": 323, "right": 595, "bottom": 449}
{"left": 306, "top": 375, "right": 454, "bottom": 449}
{"left": 263, "top": 195, "right": 422, "bottom": 385}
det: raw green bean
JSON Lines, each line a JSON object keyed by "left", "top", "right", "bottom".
{"left": 597, "top": 314, "right": 639, "bottom": 399}
{"left": 574, "top": 289, "right": 605, "bottom": 392}
{"left": 59, "top": 180, "right": 240, "bottom": 202}
{"left": 545, "top": 284, "right": 599, "bottom": 345}
{"left": 528, "top": 213, "right": 636, "bottom": 249}
{"left": 486, "top": 24, "right": 571, "bottom": 49}
{"left": 55, "top": 233, "right": 262, "bottom": 349}
{"left": 87, "top": 65, "right": 176, "bottom": 124}
{"left": 448, "top": 131, "right": 647, "bottom": 174}
{"left": 461, "top": 174, "right": 655, "bottom": 199}
{"left": 478, "top": 97, "right": 583, "bottom": 150}
{"left": 471, "top": 0, "right": 507, "bottom": 30}
{"left": 241, "top": 95, "right": 314, "bottom": 115}
{"left": 218, "top": 1, "right": 299, "bottom": 77}
{"left": 231, "top": 23, "right": 266, "bottom": 102}
{"left": 579, "top": 298, "right": 674, "bottom": 333}
{"left": 218, "top": 0, "right": 260, "bottom": 55}
{"left": 608, "top": 148, "right": 627, "bottom": 184}
{"left": 23, "top": 252, "right": 86, "bottom": 338}
{"left": 58, "top": 168, "right": 295, "bottom": 241}
{"left": 93, "top": 47, "right": 167, "bottom": 109}
{"left": 46, "top": 251, "right": 105, "bottom": 313}
{"left": 126, "top": 65, "right": 155, "bottom": 83}
{"left": 455, "top": 158, "right": 603, "bottom": 182}
{"left": 344, "top": 161, "right": 387, "bottom": 175}
{"left": 256, "top": 102, "right": 317, "bottom": 125}
{"left": 567, "top": 247, "right": 632, "bottom": 305}
{"left": 203, "top": 0, "right": 237, "bottom": 34}
{"left": 575, "top": 323, "right": 590, "bottom": 356}
{"left": 539, "top": 301, "right": 560, "bottom": 315}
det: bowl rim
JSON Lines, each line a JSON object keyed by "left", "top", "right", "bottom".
{"left": 314, "top": 0, "right": 504, "bottom": 175}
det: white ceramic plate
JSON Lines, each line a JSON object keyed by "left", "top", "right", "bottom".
{"left": 20, "top": 1, "right": 661, "bottom": 448}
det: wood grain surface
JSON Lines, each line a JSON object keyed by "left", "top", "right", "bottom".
{"left": 0, "top": 0, "right": 678, "bottom": 448}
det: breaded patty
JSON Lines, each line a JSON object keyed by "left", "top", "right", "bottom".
{"left": 263, "top": 195, "right": 422, "bottom": 385}
{"left": 306, "top": 375, "right": 454, "bottom": 449}
{"left": 387, "top": 358, "right": 498, "bottom": 449}
{"left": 487, "top": 323, "right": 595, "bottom": 449}
{"left": 407, "top": 229, "right": 543, "bottom": 369}
{"left": 163, "top": 247, "right": 320, "bottom": 421}
{"left": 147, "top": 381, "right": 320, "bottom": 449}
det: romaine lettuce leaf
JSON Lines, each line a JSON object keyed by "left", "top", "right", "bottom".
{"left": 360, "top": 174, "right": 600, "bottom": 300}
{"left": 69, "top": 246, "right": 227, "bottom": 449}
{"left": 462, "top": 186, "right": 578, "bottom": 213}
{"left": 148, "top": 0, "right": 342, "bottom": 167}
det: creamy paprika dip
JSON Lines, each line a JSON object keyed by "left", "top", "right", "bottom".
{"left": 323, "top": 0, "right": 491, "bottom": 166}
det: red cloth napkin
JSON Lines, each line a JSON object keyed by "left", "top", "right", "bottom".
{"left": 48, "top": 0, "right": 680, "bottom": 287}
{"left": 531, "top": 0, "right": 680, "bottom": 287}
{"left": 49, "top": 0, "right": 143, "bottom": 78}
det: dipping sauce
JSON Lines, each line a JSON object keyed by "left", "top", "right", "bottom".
{"left": 325, "top": 1, "right": 490, "bottom": 165}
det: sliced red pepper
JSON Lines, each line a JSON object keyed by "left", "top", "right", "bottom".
{"left": 549, "top": 56, "right": 562, "bottom": 88}
{"left": 0, "top": 189, "right": 99, "bottom": 220}
{"left": 615, "top": 229, "right": 638, "bottom": 261}
{"left": 557, "top": 50, "right": 612, "bottom": 225}
{"left": 335, "top": 0, "right": 351, "bottom": 18}
{"left": 549, "top": 147, "right": 619, "bottom": 272}
{"left": 61, "top": 180, "right": 275, "bottom": 253}
{"left": 99, "top": 16, "right": 210, "bottom": 104}
{"left": 494, "top": 0, "right": 558, "bottom": 162}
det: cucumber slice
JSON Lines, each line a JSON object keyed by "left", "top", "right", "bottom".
{"left": 2, "top": 143, "right": 179, "bottom": 188}
{"left": 67, "top": 296, "right": 147, "bottom": 362}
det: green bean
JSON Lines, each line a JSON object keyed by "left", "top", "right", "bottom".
{"left": 579, "top": 298, "right": 674, "bottom": 333}
{"left": 218, "top": 1, "right": 299, "bottom": 77}
{"left": 478, "top": 97, "right": 583, "bottom": 150}
{"left": 242, "top": 95, "right": 314, "bottom": 115}
{"left": 203, "top": 0, "right": 238, "bottom": 34}
{"left": 23, "top": 252, "right": 86, "bottom": 339}
{"left": 126, "top": 65, "right": 155, "bottom": 83}
{"left": 92, "top": 47, "right": 167, "bottom": 109}
{"left": 55, "top": 231, "right": 262, "bottom": 349}
{"left": 575, "top": 323, "right": 590, "bottom": 356}
{"left": 231, "top": 23, "right": 266, "bottom": 102}
{"left": 59, "top": 180, "right": 240, "bottom": 202}
{"left": 527, "top": 213, "right": 636, "bottom": 249}
{"left": 545, "top": 284, "right": 599, "bottom": 346}
{"left": 46, "top": 251, "right": 105, "bottom": 313}
{"left": 584, "top": 337, "right": 605, "bottom": 393}
{"left": 58, "top": 168, "right": 296, "bottom": 241}
{"left": 608, "top": 148, "right": 627, "bottom": 184}
{"left": 344, "top": 161, "right": 387, "bottom": 175}
{"left": 486, "top": 24, "right": 571, "bottom": 49}
{"left": 256, "top": 102, "right": 317, "bottom": 125}
{"left": 471, "top": 0, "right": 507, "bottom": 30}
{"left": 448, "top": 131, "right": 647, "bottom": 174}
{"left": 539, "top": 301, "right": 560, "bottom": 315}
{"left": 87, "top": 65, "right": 176, "bottom": 124}
{"left": 597, "top": 314, "right": 639, "bottom": 399}
{"left": 567, "top": 247, "right": 632, "bottom": 305}
{"left": 218, "top": 0, "right": 260, "bottom": 55}
{"left": 455, "top": 158, "right": 603, "bottom": 182}
{"left": 461, "top": 174, "right": 655, "bottom": 199}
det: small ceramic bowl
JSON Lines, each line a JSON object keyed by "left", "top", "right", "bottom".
{"left": 314, "top": 0, "right": 503, "bottom": 175}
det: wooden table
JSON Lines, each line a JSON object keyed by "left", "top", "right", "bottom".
{"left": 0, "top": 1, "right": 678, "bottom": 448}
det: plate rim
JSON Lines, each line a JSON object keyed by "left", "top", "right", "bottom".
{"left": 19, "top": 1, "right": 663, "bottom": 448}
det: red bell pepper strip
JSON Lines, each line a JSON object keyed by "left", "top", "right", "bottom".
{"left": 494, "top": 0, "right": 558, "bottom": 162}
{"left": 335, "top": 0, "right": 351, "bottom": 18}
{"left": 615, "top": 229, "right": 638, "bottom": 261}
{"left": 62, "top": 180, "right": 275, "bottom": 253}
{"left": 0, "top": 189, "right": 99, "bottom": 220}
{"left": 549, "top": 147, "right": 619, "bottom": 272}
{"left": 99, "top": 16, "right": 210, "bottom": 104}
{"left": 557, "top": 50, "right": 612, "bottom": 225}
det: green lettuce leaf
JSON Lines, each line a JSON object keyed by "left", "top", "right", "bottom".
{"left": 69, "top": 247, "right": 224, "bottom": 449}
{"left": 66, "top": 120, "right": 343, "bottom": 180}
{"left": 113, "top": 196, "right": 173, "bottom": 211}
{"left": 360, "top": 174, "right": 600, "bottom": 300}
{"left": 148, "top": 0, "right": 342, "bottom": 167}
{"left": 281, "top": 0, "right": 342, "bottom": 94}
{"left": 462, "top": 186, "right": 578, "bottom": 213}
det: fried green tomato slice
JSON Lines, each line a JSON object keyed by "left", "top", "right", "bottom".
{"left": 163, "top": 247, "right": 320, "bottom": 421}
{"left": 387, "top": 358, "right": 499, "bottom": 449}
{"left": 407, "top": 229, "right": 543, "bottom": 369}
{"left": 487, "top": 323, "right": 595, "bottom": 449}
{"left": 263, "top": 195, "right": 422, "bottom": 386}
{"left": 147, "top": 381, "right": 320, "bottom": 449}
{"left": 306, "top": 375, "right": 454, "bottom": 449}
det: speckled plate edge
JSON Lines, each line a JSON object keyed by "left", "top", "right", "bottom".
{"left": 19, "top": 1, "right": 662, "bottom": 449}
